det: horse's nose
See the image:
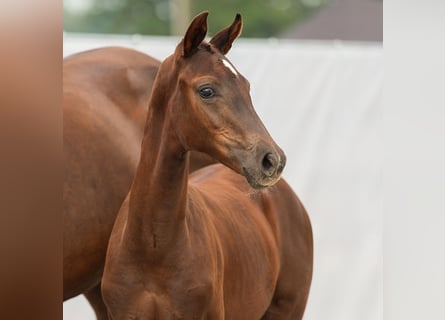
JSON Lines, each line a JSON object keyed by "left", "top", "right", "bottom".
{"left": 261, "top": 152, "right": 279, "bottom": 177}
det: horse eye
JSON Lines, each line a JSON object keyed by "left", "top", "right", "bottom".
{"left": 199, "top": 87, "right": 215, "bottom": 99}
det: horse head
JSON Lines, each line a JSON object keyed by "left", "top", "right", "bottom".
{"left": 158, "top": 12, "right": 286, "bottom": 189}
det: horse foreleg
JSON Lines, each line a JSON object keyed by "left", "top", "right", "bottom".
{"left": 84, "top": 283, "right": 109, "bottom": 320}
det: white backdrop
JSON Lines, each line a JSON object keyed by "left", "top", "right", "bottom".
{"left": 63, "top": 33, "right": 383, "bottom": 320}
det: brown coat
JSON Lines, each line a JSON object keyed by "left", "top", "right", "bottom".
{"left": 64, "top": 46, "right": 214, "bottom": 319}
{"left": 102, "top": 12, "right": 313, "bottom": 319}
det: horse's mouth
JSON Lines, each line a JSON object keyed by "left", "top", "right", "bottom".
{"left": 242, "top": 167, "right": 281, "bottom": 190}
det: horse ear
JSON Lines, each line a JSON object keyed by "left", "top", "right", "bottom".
{"left": 210, "top": 13, "right": 242, "bottom": 55}
{"left": 182, "top": 11, "right": 209, "bottom": 57}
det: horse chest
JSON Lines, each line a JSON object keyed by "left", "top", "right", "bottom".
{"left": 108, "top": 272, "right": 216, "bottom": 320}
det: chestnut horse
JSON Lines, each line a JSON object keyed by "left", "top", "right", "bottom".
{"left": 102, "top": 12, "right": 313, "bottom": 320}
{"left": 64, "top": 47, "right": 213, "bottom": 318}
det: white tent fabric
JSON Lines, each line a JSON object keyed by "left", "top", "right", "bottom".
{"left": 63, "top": 33, "right": 383, "bottom": 320}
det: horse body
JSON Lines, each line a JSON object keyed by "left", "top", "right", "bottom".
{"left": 188, "top": 166, "right": 312, "bottom": 319}
{"left": 102, "top": 12, "right": 313, "bottom": 319}
{"left": 105, "top": 166, "right": 285, "bottom": 319}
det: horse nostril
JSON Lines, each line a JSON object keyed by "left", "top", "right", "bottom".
{"left": 261, "top": 152, "right": 278, "bottom": 176}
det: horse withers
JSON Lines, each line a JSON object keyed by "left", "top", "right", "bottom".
{"left": 102, "top": 12, "right": 313, "bottom": 320}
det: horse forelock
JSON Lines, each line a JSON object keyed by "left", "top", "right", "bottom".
{"left": 198, "top": 42, "right": 214, "bottom": 54}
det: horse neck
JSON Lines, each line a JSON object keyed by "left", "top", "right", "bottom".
{"left": 126, "top": 63, "right": 190, "bottom": 255}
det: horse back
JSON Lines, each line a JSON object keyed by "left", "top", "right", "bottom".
{"left": 64, "top": 46, "right": 160, "bottom": 133}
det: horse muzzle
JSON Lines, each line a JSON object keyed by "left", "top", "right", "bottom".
{"left": 242, "top": 149, "right": 286, "bottom": 189}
